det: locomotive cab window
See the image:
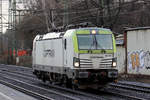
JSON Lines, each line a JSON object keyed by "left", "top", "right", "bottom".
{"left": 77, "top": 34, "right": 113, "bottom": 50}
{"left": 64, "top": 39, "right": 67, "bottom": 50}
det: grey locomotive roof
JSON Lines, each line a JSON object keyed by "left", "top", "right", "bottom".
{"left": 125, "top": 27, "right": 150, "bottom": 31}
{"left": 78, "top": 27, "right": 111, "bottom": 31}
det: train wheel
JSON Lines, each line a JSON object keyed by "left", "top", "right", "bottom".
{"left": 72, "top": 84, "right": 78, "bottom": 90}
{"left": 41, "top": 73, "right": 46, "bottom": 83}
{"left": 48, "top": 72, "right": 52, "bottom": 84}
{"left": 66, "top": 79, "right": 72, "bottom": 88}
{"left": 62, "top": 76, "right": 67, "bottom": 87}
{"left": 63, "top": 76, "right": 72, "bottom": 88}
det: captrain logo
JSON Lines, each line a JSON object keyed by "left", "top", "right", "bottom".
{"left": 43, "top": 49, "right": 55, "bottom": 57}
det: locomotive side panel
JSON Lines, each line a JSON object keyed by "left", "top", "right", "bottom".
{"left": 33, "top": 39, "right": 64, "bottom": 72}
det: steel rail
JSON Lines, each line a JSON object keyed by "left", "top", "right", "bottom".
{"left": 118, "top": 81, "right": 150, "bottom": 89}
{"left": 0, "top": 67, "right": 34, "bottom": 77}
{"left": 2, "top": 64, "right": 32, "bottom": 70}
{"left": 109, "top": 82, "right": 150, "bottom": 93}
{"left": 100, "top": 89, "right": 147, "bottom": 100}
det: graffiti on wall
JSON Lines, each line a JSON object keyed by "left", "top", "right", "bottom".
{"left": 144, "top": 51, "right": 150, "bottom": 69}
{"left": 128, "top": 50, "right": 150, "bottom": 72}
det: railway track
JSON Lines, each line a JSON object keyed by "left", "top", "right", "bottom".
{"left": 0, "top": 64, "right": 33, "bottom": 76}
{"left": 1, "top": 64, "right": 32, "bottom": 70}
{"left": 0, "top": 73, "right": 84, "bottom": 100}
{"left": 0, "top": 67, "right": 35, "bottom": 78}
{"left": 109, "top": 81, "right": 150, "bottom": 93}
{"left": 106, "top": 81, "right": 150, "bottom": 100}
{"left": 0, "top": 69, "right": 107, "bottom": 100}
{"left": 100, "top": 88, "right": 147, "bottom": 100}
{"left": 0, "top": 78, "right": 54, "bottom": 100}
{"left": 0, "top": 64, "right": 150, "bottom": 100}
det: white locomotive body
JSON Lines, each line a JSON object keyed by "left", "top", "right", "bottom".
{"left": 32, "top": 28, "right": 118, "bottom": 88}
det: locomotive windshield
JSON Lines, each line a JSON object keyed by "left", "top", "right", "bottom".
{"left": 77, "top": 34, "right": 113, "bottom": 50}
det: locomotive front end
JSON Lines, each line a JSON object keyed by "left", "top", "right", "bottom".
{"left": 72, "top": 28, "right": 118, "bottom": 87}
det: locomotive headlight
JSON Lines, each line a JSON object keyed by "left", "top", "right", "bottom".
{"left": 74, "top": 62, "right": 80, "bottom": 67}
{"left": 91, "top": 30, "right": 96, "bottom": 34}
{"left": 112, "top": 62, "right": 117, "bottom": 67}
{"left": 73, "top": 57, "right": 80, "bottom": 67}
{"left": 112, "top": 58, "right": 117, "bottom": 67}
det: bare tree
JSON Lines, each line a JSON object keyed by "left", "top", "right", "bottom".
{"left": 7, "top": 0, "right": 150, "bottom": 50}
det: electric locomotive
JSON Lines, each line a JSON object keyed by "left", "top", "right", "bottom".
{"left": 32, "top": 26, "right": 118, "bottom": 88}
